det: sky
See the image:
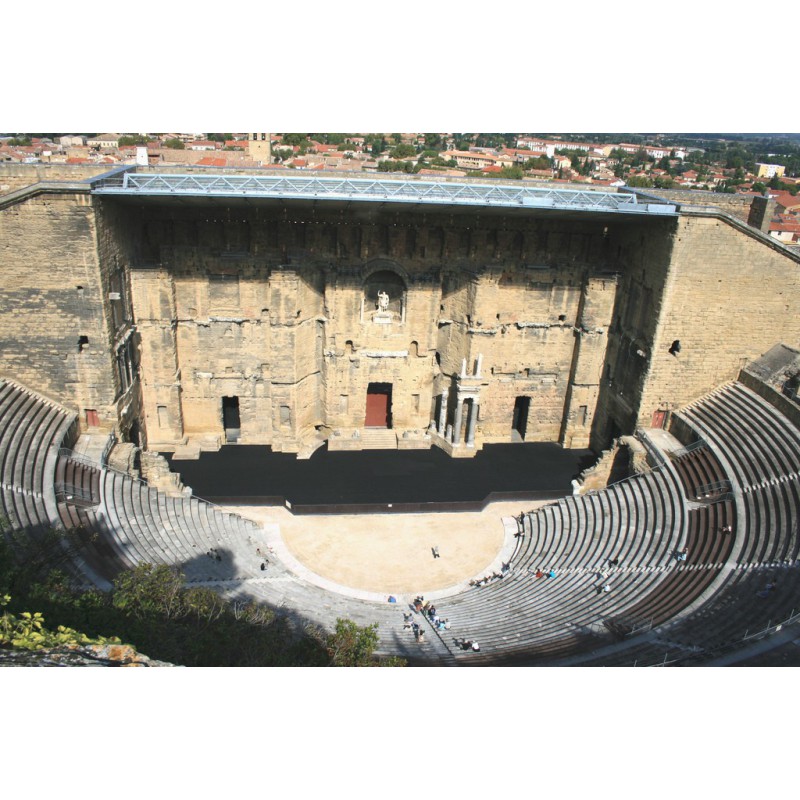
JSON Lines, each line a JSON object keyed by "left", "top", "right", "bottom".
{"left": 7, "top": 4, "right": 799, "bottom": 136}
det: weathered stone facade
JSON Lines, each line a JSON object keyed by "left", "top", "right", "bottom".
{"left": 1, "top": 166, "right": 799, "bottom": 460}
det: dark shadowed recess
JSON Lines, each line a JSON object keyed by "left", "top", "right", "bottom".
{"left": 162, "top": 442, "right": 596, "bottom": 508}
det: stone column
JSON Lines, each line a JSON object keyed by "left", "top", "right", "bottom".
{"left": 466, "top": 400, "right": 479, "bottom": 446}
{"left": 437, "top": 389, "right": 449, "bottom": 436}
{"left": 452, "top": 395, "right": 464, "bottom": 444}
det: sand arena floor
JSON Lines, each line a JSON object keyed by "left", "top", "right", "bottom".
{"left": 224, "top": 500, "right": 548, "bottom": 598}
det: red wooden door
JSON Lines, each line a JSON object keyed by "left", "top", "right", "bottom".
{"left": 651, "top": 409, "right": 667, "bottom": 429}
{"left": 365, "top": 390, "right": 389, "bottom": 427}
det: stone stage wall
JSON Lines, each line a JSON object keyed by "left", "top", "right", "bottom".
{"left": 1, "top": 167, "right": 799, "bottom": 458}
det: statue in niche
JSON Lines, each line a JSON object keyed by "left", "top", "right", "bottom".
{"left": 377, "top": 290, "right": 389, "bottom": 313}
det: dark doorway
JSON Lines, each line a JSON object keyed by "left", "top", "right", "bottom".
{"left": 365, "top": 383, "right": 392, "bottom": 428}
{"left": 512, "top": 396, "right": 531, "bottom": 440}
{"left": 222, "top": 396, "right": 241, "bottom": 442}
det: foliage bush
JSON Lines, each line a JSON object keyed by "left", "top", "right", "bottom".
{"left": 0, "top": 531, "right": 403, "bottom": 667}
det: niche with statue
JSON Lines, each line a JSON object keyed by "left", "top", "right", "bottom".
{"left": 362, "top": 269, "right": 406, "bottom": 324}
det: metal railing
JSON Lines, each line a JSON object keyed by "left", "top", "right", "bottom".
{"left": 630, "top": 607, "right": 800, "bottom": 666}
{"left": 692, "top": 480, "right": 733, "bottom": 498}
{"left": 669, "top": 439, "right": 708, "bottom": 459}
{"left": 56, "top": 447, "right": 256, "bottom": 526}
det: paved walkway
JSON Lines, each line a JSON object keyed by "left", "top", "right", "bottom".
{"left": 221, "top": 500, "right": 549, "bottom": 602}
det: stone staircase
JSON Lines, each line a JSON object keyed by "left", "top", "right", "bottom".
{"left": 360, "top": 429, "right": 398, "bottom": 450}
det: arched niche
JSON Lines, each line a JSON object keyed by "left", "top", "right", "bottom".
{"left": 362, "top": 266, "right": 407, "bottom": 324}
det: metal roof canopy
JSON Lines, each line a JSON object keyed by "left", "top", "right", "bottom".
{"left": 91, "top": 172, "right": 677, "bottom": 216}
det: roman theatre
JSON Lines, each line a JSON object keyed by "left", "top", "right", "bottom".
{"left": 1, "top": 164, "right": 799, "bottom": 665}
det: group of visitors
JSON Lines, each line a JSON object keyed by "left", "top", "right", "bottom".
{"left": 470, "top": 568, "right": 508, "bottom": 587}
{"left": 404, "top": 598, "right": 452, "bottom": 640}
{"left": 529, "top": 568, "right": 557, "bottom": 579}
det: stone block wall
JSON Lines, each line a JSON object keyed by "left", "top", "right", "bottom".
{"left": 119, "top": 202, "right": 629, "bottom": 451}
{"left": 6, "top": 176, "right": 797, "bottom": 460}
{"left": 636, "top": 216, "right": 800, "bottom": 426}
{"left": 0, "top": 164, "right": 111, "bottom": 197}
{"left": 0, "top": 191, "right": 120, "bottom": 430}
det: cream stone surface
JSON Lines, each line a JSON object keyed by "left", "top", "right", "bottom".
{"left": 223, "top": 501, "right": 546, "bottom": 596}
{"left": 2, "top": 166, "right": 800, "bottom": 461}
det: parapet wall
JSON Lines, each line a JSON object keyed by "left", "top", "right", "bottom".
{"left": 628, "top": 187, "right": 755, "bottom": 224}
{"left": 0, "top": 164, "right": 112, "bottom": 196}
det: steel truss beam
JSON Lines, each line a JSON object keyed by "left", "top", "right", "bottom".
{"left": 92, "top": 172, "right": 677, "bottom": 215}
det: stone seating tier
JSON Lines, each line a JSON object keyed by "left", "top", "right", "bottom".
{"left": 0, "top": 378, "right": 75, "bottom": 533}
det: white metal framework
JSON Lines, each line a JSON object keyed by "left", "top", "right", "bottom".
{"left": 91, "top": 172, "right": 677, "bottom": 216}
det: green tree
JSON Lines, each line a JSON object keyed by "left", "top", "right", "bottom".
{"left": 654, "top": 176, "right": 676, "bottom": 189}
{"left": 118, "top": 135, "right": 148, "bottom": 146}
{"left": 112, "top": 563, "right": 185, "bottom": 619}
{"left": 372, "top": 138, "right": 386, "bottom": 156}
{"left": 390, "top": 143, "right": 417, "bottom": 159}
{"left": 325, "top": 618, "right": 380, "bottom": 666}
{"left": 163, "top": 138, "right": 185, "bottom": 149}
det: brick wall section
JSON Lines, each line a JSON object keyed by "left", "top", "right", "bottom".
{"left": 123, "top": 202, "right": 628, "bottom": 451}
{"left": 629, "top": 188, "right": 755, "bottom": 224}
{"left": 0, "top": 191, "right": 119, "bottom": 429}
{"left": 591, "top": 217, "right": 678, "bottom": 442}
{"left": 4, "top": 180, "right": 798, "bottom": 458}
{"left": 0, "top": 164, "right": 111, "bottom": 196}
{"left": 637, "top": 215, "right": 800, "bottom": 426}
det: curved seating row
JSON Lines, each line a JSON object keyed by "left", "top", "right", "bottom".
{"left": 5, "top": 373, "right": 799, "bottom": 666}
{"left": 64, "top": 465, "right": 269, "bottom": 583}
{"left": 573, "top": 381, "right": 800, "bottom": 665}
{"left": 671, "top": 446, "right": 729, "bottom": 501}
{"left": 424, "top": 464, "right": 696, "bottom": 664}
{"left": 679, "top": 381, "right": 800, "bottom": 566}
{"left": 0, "top": 378, "right": 76, "bottom": 534}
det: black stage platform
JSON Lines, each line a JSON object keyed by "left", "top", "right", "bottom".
{"left": 163, "top": 442, "right": 595, "bottom": 512}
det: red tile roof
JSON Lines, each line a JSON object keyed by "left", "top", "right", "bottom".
{"left": 196, "top": 157, "right": 227, "bottom": 167}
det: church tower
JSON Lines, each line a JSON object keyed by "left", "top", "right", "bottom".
{"left": 248, "top": 133, "right": 271, "bottom": 164}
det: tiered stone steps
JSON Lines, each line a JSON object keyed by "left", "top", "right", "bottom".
{"left": 359, "top": 429, "right": 398, "bottom": 449}
{"left": 0, "top": 378, "right": 76, "bottom": 533}
{"left": 422, "top": 464, "right": 693, "bottom": 664}
{"left": 4, "top": 373, "right": 800, "bottom": 666}
{"left": 569, "top": 380, "right": 800, "bottom": 665}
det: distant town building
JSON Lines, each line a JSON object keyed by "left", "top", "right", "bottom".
{"left": 757, "top": 163, "right": 786, "bottom": 179}
{"left": 86, "top": 134, "right": 121, "bottom": 149}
